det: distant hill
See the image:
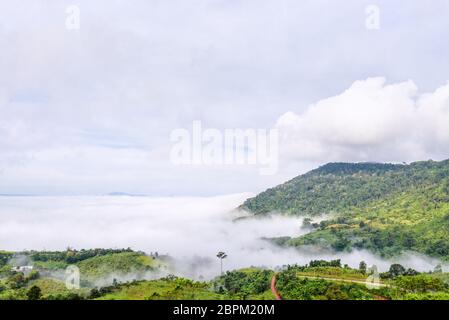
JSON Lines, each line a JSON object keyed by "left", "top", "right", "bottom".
{"left": 240, "top": 160, "right": 449, "bottom": 259}
{"left": 106, "top": 192, "right": 147, "bottom": 197}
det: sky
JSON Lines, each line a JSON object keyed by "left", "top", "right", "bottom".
{"left": 1, "top": 0, "right": 449, "bottom": 196}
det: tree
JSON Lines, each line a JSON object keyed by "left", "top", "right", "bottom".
{"left": 325, "top": 283, "right": 349, "bottom": 300}
{"left": 89, "top": 288, "right": 101, "bottom": 299}
{"left": 359, "top": 261, "right": 367, "bottom": 274}
{"left": 331, "top": 235, "right": 350, "bottom": 251}
{"left": 27, "top": 285, "right": 42, "bottom": 300}
{"left": 394, "top": 274, "right": 445, "bottom": 293}
{"left": 216, "top": 252, "right": 228, "bottom": 275}
{"left": 389, "top": 264, "right": 406, "bottom": 278}
{"left": 302, "top": 218, "right": 312, "bottom": 229}
{"left": 7, "top": 273, "right": 26, "bottom": 289}
{"left": 433, "top": 264, "right": 443, "bottom": 274}
{"left": 405, "top": 268, "right": 419, "bottom": 276}
{"left": 26, "top": 270, "right": 40, "bottom": 281}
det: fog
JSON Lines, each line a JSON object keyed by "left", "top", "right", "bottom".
{"left": 0, "top": 194, "right": 445, "bottom": 279}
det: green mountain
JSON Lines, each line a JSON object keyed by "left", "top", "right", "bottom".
{"left": 240, "top": 160, "right": 449, "bottom": 259}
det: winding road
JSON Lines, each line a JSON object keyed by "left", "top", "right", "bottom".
{"left": 270, "top": 274, "right": 282, "bottom": 300}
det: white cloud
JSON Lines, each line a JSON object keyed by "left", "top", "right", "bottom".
{"left": 1, "top": 1, "right": 449, "bottom": 194}
{"left": 0, "top": 194, "right": 443, "bottom": 278}
{"left": 276, "top": 77, "right": 449, "bottom": 164}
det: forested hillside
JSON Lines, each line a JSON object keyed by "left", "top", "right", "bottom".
{"left": 240, "top": 160, "right": 449, "bottom": 259}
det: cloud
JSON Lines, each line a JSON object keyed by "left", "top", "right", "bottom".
{"left": 1, "top": 1, "right": 449, "bottom": 195}
{"left": 0, "top": 194, "right": 443, "bottom": 278}
{"left": 276, "top": 77, "right": 449, "bottom": 164}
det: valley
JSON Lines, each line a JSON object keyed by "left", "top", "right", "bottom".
{"left": 2, "top": 159, "right": 449, "bottom": 300}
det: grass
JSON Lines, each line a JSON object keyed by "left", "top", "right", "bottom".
{"left": 97, "top": 278, "right": 276, "bottom": 300}
{"left": 29, "top": 278, "right": 88, "bottom": 298}
{"left": 97, "top": 279, "right": 224, "bottom": 300}
{"left": 76, "top": 252, "right": 159, "bottom": 279}
{"left": 296, "top": 267, "right": 368, "bottom": 281}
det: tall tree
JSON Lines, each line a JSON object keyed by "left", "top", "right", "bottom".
{"left": 216, "top": 252, "right": 228, "bottom": 275}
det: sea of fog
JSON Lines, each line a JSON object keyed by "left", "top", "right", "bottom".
{"left": 0, "top": 193, "right": 445, "bottom": 278}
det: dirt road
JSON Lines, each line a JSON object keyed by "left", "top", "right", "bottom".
{"left": 271, "top": 275, "right": 282, "bottom": 300}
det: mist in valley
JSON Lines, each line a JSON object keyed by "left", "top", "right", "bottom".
{"left": 0, "top": 193, "right": 445, "bottom": 281}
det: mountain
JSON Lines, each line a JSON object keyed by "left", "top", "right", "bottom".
{"left": 240, "top": 160, "right": 449, "bottom": 259}
{"left": 106, "top": 192, "right": 146, "bottom": 197}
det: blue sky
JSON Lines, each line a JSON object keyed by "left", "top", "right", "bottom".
{"left": 1, "top": 0, "right": 449, "bottom": 195}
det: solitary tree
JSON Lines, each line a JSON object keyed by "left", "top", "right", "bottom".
{"left": 27, "top": 285, "right": 42, "bottom": 300}
{"left": 216, "top": 252, "right": 227, "bottom": 275}
{"left": 359, "top": 261, "right": 367, "bottom": 274}
{"left": 389, "top": 264, "right": 406, "bottom": 278}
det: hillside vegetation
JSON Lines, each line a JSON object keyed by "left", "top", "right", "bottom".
{"left": 76, "top": 252, "right": 159, "bottom": 279}
{"left": 240, "top": 160, "right": 449, "bottom": 259}
{"left": 3, "top": 252, "right": 449, "bottom": 300}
